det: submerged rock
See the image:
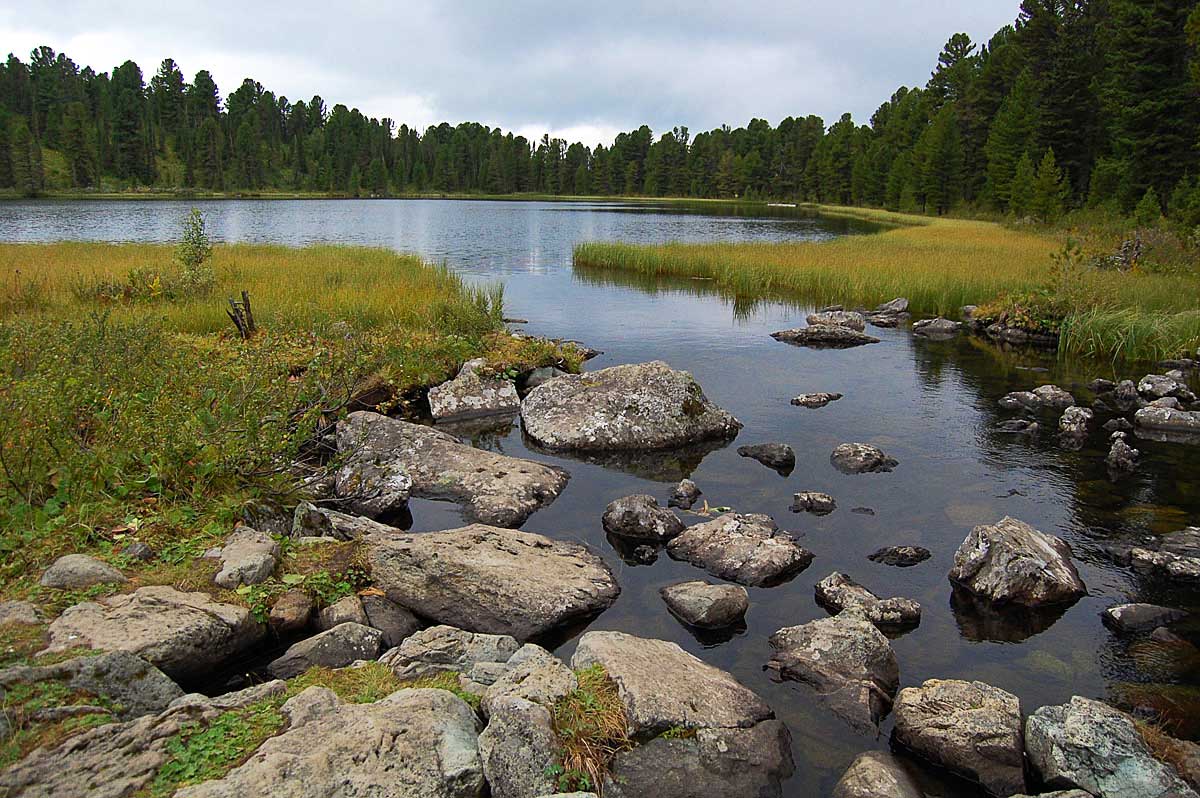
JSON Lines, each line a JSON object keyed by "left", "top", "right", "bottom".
{"left": 266, "top": 622, "right": 383, "bottom": 679}
{"left": 520, "top": 360, "right": 741, "bottom": 451}
{"left": 1102, "top": 603, "right": 1187, "bottom": 635}
{"left": 792, "top": 392, "right": 843, "bottom": 408}
{"left": 832, "top": 751, "right": 923, "bottom": 798}
{"left": 791, "top": 491, "right": 837, "bottom": 515}
{"left": 831, "top": 443, "right": 898, "bottom": 474}
{"left": 948, "top": 516, "right": 1086, "bottom": 608}
{"left": 668, "top": 478, "right": 702, "bottom": 510}
{"left": 366, "top": 525, "right": 619, "bottom": 641}
{"left": 868, "top": 546, "right": 931, "bottom": 567}
{"left": 666, "top": 513, "right": 813, "bottom": 586}
{"left": 428, "top": 357, "right": 520, "bottom": 421}
{"left": 771, "top": 325, "right": 881, "bottom": 348}
{"left": 737, "top": 442, "right": 796, "bottom": 474}
{"left": 602, "top": 494, "right": 685, "bottom": 541}
{"left": 807, "top": 310, "right": 867, "bottom": 331}
{"left": 814, "top": 572, "right": 921, "bottom": 628}
{"left": 996, "top": 419, "right": 1040, "bottom": 435}
{"left": 1129, "top": 528, "right": 1200, "bottom": 582}
{"left": 39, "top": 554, "right": 126, "bottom": 590}
{"left": 336, "top": 411, "right": 569, "bottom": 527}
{"left": 660, "top": 581, "right": 749, "bottom": 629}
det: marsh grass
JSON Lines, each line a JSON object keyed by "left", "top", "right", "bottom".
{"left": 551, "top": 664, "right": 633, "bottom": 793}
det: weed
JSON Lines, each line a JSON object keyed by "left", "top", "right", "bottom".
{"left": 551, "top": 664, "right": 632, "bottom": 793}
{"left": 286, "top": 661, "right": 400, "bottom": 704}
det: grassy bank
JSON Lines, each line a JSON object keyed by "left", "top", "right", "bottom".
{"left": 574, "top": 205, "right": 1200, "bottom": 362}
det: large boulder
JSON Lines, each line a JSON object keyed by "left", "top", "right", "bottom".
{"left": 360, "top": 593, "right": 421, "bottom": 648}
{"left": 176, "top": 687, "right": 485, "bottom": 798}
{"left": 478, "top": 697, "right": 561, "bottom": 798}
{"left": 266, "top": 622, "right": 383, "bottom": 679}
{"left": 948, "top": 517, "right": 1086, "bottom": 608}
{"left": 0, "top": 650, "right": 183, "bottom": 721}
{"left": 807, "top": 310, "right": 867, "bottom": 331}
{"left": 212, "top": 526, "right": 280, "bottom": 589}
{"left": 767, "top": 613, "right": 899, "bottom": 730}
{"left": 39, "top": 586, "right": 265, "bottom": 682}
{"left": 336, "top": 412, "right": 569, "bottom": 527}
{"left": 428, "top": 358, "right": 520, "bottom": 421}
{"left": 814, "top": 572, "right": 921, "bottom": 628}
{"left": 1102, "top": 603, "right": 1187, "bottom": 635}
{"left": 39, "top": 554, "right": 126, "bottom": 590}
{"left": 570, "top": 630, "right": 772, "bottom": 736}
{"left": 892, "top": 678, "right": 1026, "bottom": 797}
{"left": 831, "top": 443, "right": 898, "bottom": 474}
{"left": 771, "top": 325, "right": 881, "bottom": 348}
{"left": 912, "top": 317, "right": 961, "bottom": 338}
{"left": 519, "top": 361, "right": 741, "bottom": 451}
{"left": 366, "top": 526, "right": 619, "bottom": 641}
{"left": 602, "top": 494, "right": 685, "bottom": 541}
{"left": 666, "top": 513, "right": 813, "bottom": 587}
{"left": 1026, "top": 695, "right": 1198, "bottom": 798}
{"left": 832, "top": 751, "right": 923, "bottom": 798}
{"left": 660, "top": 581, "right": 749, "bottom": 629}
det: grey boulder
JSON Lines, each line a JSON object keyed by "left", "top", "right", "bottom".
{"left": 832, "top": 751, "right": 923, "bottom": 798}
{"left": 771, "top": 325, "right": 881, "bottom": 348}
{"left": 912, "top": 317, "right": 961, "bottom": 337}
{"left": 737, "top": 442, "right": 796, "bottom": 474}
{"left": 1103, "top": 603, "right": 1187, "bottom": 634}
{"left": 481, "top": 643, "right": 577, "bottom": 717}
{"left": 949, "top": 516, "right": 1086, "bottom": 608}
{"left": 1136, "top": 406, "right": 1200, "bottom": 435}
{"left": 314, "top": 594, "right": 369, "bottom": 631}
{"left": 479, "top": 697, "right": 561, "bottom": 798}
{"left": 831, "top": 443, "right": 898, "bottom": 474}
{"left": 266, "top": 622, "right": 383, "bottom": 679}
{"left": 667, "top": 513, "right": 813, "bottom": 587}
{"left": 791, "top": 491, "right": 837, "bottom": 515}
{"left": 379, "top": 625, "right": 519, "bottom": 685}
{"left": 1059, "top": 406, "right": 1094, "bottom": 437}
{"left": 660, "top": 581, "right": 749, "bottom": 629}
{"left": 877, "top": 297, "right": 909, "bottom": 314}
{"left": 807, "top": 310, "right": 867, "bottom": 331}
{"left": 213, "top": 526, "right": 280, "bottom": 589}
{"left": 39, "top": 554, "right": 126, "bottom": 590}
{"left": 602, "top": 494, "right": 685, "bottom": 541}
{"left": 0, "top": 650, "right": 183, "bottom": 721}
{"left": 361, "top": 593, "right": 421, "bottom": 648}
{"left": 428, "top": 358, "right": 520, "bottom": 421}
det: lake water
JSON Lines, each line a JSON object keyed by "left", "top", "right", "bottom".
{"left": 5, "top": 198, "right": 1200, "bottom": 796}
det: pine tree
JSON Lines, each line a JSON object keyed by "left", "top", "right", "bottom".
{"left": 917, "top": 105, "right": 964, "bottom": 214}
{"left": 984, "top": 71, "right": 1037, "bottom": 210}
{"left": 60, "top": 101, "right": 97, "bottom": 186}
{"left": 0, "top": 119, "right": 13, "bottom": 188}
{"left": 1010, "top": 151, "right": 1036, "bottom": 217}
{"left": 1031, "top": 147, "right": 1068, "bottom": 222}
{"left": 1134, "top": 186, "right": 1163, "bottom": 225}
{"left": 9, "top": 119, "right": 44, "bottom": 196}
{"left": 928, "top": 33, "right": 979, "bottom": 107}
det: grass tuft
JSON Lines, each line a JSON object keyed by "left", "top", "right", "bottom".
{"left": 550, "top": 664, "right": 632, "bottom": 794}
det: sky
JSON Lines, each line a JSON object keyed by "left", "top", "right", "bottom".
{"left": 2, "top": 1, "right": 1020, "bottom": 147}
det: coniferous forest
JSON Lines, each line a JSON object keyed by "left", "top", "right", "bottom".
{"left": 3, "top": 1, "right": 1200, "bottom": 225}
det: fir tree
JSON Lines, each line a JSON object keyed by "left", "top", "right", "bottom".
{"left": 1031, "top": 147, "right": 1069, "bottom": 222}
{"left": 1010, "top": 151, "right": 1036, "bottom": 217}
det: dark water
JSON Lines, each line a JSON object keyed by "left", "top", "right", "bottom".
{"left": 6, "top": 198, "right": 1200, "bottom": 795}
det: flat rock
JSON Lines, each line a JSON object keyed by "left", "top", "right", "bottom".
{"left": 767, "top": 613, "right": 899, "bottom": 730}
{"left": 1035, "top": 384, "right": 1077, "bottom": 408}
{"left": 380, "top": 625, "right": 520, "bottom": 683}
{"left": 571, "top": 630, "right": 773, "bottom": 736}
{"left": 832, "top": 751, "right": 923, "bottom": 798}
{"left": 428, "top": 358, "right": 520, "bottom": 421}
{"left": 949, "top": 516, "right": 1086, "bottom": 608}
{"left": 912, "top": 317, "right": 961, "bottom": 337}
{"left": 668, "top": 478, "right": 702, "bottom": 510}
{"left": 337, "top": 412, "right": 569, "bottom": 527}
{"left": 792, "top": 392, "right": 843, "bottom": 408}
{"left": 176, "top": 686, "right": 484, "bottom": 798}
{"left": 791, "top": 491, "right": 837, "bottom": 515}
{"left": 1136, "top": 406, "right": 1200, "bottom": 435}
{"left": 831, "top": 443, "right": 898, "bottom": 474}
{"left": 1102, "top": 603, "right": 1188, "bottom": 635}
{"left": 660, "top": 581, "right": 749, "bottom": 629}
{"left": 367, "top": 525, "right": 619, "bottom": 641}
{"left": 996, "top": 419, "right": 1039, "bottom": 434}
{"left": 807, "top": 310, "right": 867, "bottom": 331}
{"left": 667, "top": 513, "right": 813, "bottom": 587}
{"left": 213, "top": 526, "right": 280, "bottom": 589}
{"left": 1026, "top": 695, "right": 1198, "bottom": 798}
{"left": 267, "top": 622, "right": 383, "bottom": 679}
{"left": 39, "top": 586, "right": 265, "bottom": 682}
{"left": 771, "top": 324, "right": 880, "bottom": 348}
{"left": 0, "top": 650, "right": 183, "bottom": 721}
{"left": 602, "top": 494, "right": 685, "bottom": 541}
{"left": 892, "top": 678, "right": 1026, "bottom": 796}
{"left": 737, "top": 442, "right": 796, "bottom": 474}
{"left": 999, "top": 391, "right": 1042, "bottom": 411}
{"left": 877, "top": 297, "right": 909, "bottom": 314}
{"left": 869, "top": 546, "right": 931, "bottom": 567}
{"left": 1139, "top": 373, "right": 1191, "bottom": 400}
{"left": 815, "top": 572, "right": 921, "bottom": 628}
{"left": 39, "top": 554, "right": 126, "bottom": 590}
{"left": 519, "top": 360, "right": 742, "bottom": 451}
{"left": 479, "top": 697, "right": 561, "bottom": 798}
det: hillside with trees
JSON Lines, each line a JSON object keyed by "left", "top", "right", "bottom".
{"left": 2, "top": 1, "right": 1199, "bottom": 225}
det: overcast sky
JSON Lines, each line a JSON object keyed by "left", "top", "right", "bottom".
{"left": 2, "top": 1, "right": 1019, "bottom": 146}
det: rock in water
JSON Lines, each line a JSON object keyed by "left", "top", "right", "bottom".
{"left": 366, "top": 525, "right": 619, "bottom": 641}
{"left": 814, "top": 572, "right": 921, "bottom": 628}
{"left": 877, "top": 297, "right": 909, "bottom": 314}
{"left": 912, "top": 317, "right": 961, "bottom": 337}
{"left": 660, "top": 581, "right": 749, "bottom": 628}
{"left": 892, "top": 679, "right": 1026, "bottom": 796}
{"left": 948, "top": 516, "right": 1086, "bottom": 608}
{"left": 428, "top": 357, "right": 520, "bottom": 421}
{"left": 771, "top": 325, "right": 881, "bottom": 348}
{"left": 519, "top": 361, "right": 741, "bottom": 451}
{"left": 999, "top": 391, "right": 1042, "bottom": 411}
{"left": 868, "top": 546, "right": 932, "bottom": 567}
{"left": 791, "top": 491, "right": 837, "bottom": 515}
{"left": 1059, "top": 406, "right": 1094, "bottom": 437}
{"left": 668, "top": 478, "right": 702, "bottom": 509}
{"left": 39, "top": 554, "right": 126, "bottom": 590}
{"left": 792, "top": 392, "right": 843, "bottom": 408}
{"left": 737, "top": 442, "right": 796, "bottom": 474}
{"left": 601, "top": 494, "right": 685, "bottom": 541}
{"left": 807, "top": 310, "right": 867, "bottom": 331}
{"left": 831, "top": 443, "right": 898, "bottom": 474}
{"left": 996, "top": 419, "right": 1040, "bottom": 435}
{"left": 832, "top": 751, "right": 923, "bottom": 798}
{"left": 1136, "top": 406, "right": 1200, "bottom": 435}
{"left": 1026, "top": 695, "right": 1199, "bottom": 798}
{"left": 39, "top": 586, "right": 265, "bottom": 682}
{"left": 175, "top": 687, "right": 485, "bottom": 798}
{"left": 1034, "top": 384, "right": 1077, "bottom": 408}
{"left": 336, "top": 411, "right": 568, "bottom": 527}
{"left": 1107, "top": 435, "right": 1140, "bottom": 476}
{"left": 1102, "top": 603, "right": 1187, "bottom": 635}
{"left": 666, "top": 513, "right": 813, "bottom": 586}
{"left": 267, "top": 623, "right": 383, "bottom": 679}
{"left": 767, "top": 613, "right": 899, "bottom": 730}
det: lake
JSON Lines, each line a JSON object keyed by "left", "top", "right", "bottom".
{"left": 5, "top": 197, "right": 1199, "bottom": 795}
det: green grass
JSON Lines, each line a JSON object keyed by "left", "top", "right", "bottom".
{"left": 551, "top": 664, "right": 633, "bottom": 794}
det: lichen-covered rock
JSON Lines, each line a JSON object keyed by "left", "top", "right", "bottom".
{"left": 667, "top": 513, "right": 813, "bottom": 586}
{"left": 601, "top": 494, "right": 685, "bottom": 541}
{"left": 380, "top": 625, "right": 520, "bottom": 683}
{"left": 814, "top": 572, "right": 921, "bottom": 628}
{"left": 0, "top": 600, "right": 43, "bottom": 626}
{"left": 892, "top": 678, "right": 1026, "bottom": 796}
{"left": 336, "top": 412, "right": 568, "bottom": 527}
{"left": 0, "top": 650, "right": 183, "bottom": 721}
{"left": 519, "top": 361, "right": 742, "bottom": 451}
{"left": 792, "top": 392, "right": 843, "bottom": 408}
{"left": 912, "top": 317, "right": 961, "bottom": 337}
{"left": 266, "top": 622, "right": 383, "bottom": 679}
{"left": 1139, "top": 373, "right": 1191, "bottom": 400}
{"left": 1107, "top": 435, "right": 1140, "bottom": 476}
{"left": 791, "top": 491, "right": 837, "bottom": 515}
{"left": 771, "top": 325, "right": 881, "bottom": 348}
{"left": 428, "top": 358, "right": 520, "bottom": 421}
{"left": 832, "top": 751, "right": 923, "bottom": 798}
{"left": 478, "top": 697, "right": 561, "bottom": 798}
{"left": 39, "top": 554, "right": 126, "bottom": 590}
{"left": 1034, "top": 384, "right": 1077, "bottom": 408}
{"left": 1136, "top": 406, "right": 1200, "bottom": 435}
{"left": 807, "top": 310, "right": 867, "bottom": 331}
{"left": 481, "top": 643, "right": 576, "bottom": 717}
{"left": 668, "top": 478, "right": 702, "bottom": 510}
{"left": 949, "top": 517, "right": 1086, "bottom": 608}
{"left": 737, "top": 442, "right": 796, "bottom": 474}
{"left": 213, "top": 527, "right": 280, "bottom": 589}
{"left": 660, "top": 581, "right": 749, "bottom": 629}
{"left": 831, "top": 443, "right": 898, "bottom": 474}
{"left": 366, "top": 525, "right": 619, "bottom": 641}
{"left": 999, "top": 390, "right": 1042, "bottom": 411}
{"left": 1059, "top": 406, "right": 1094, "bottom": 437}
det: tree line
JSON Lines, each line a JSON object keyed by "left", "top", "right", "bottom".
{"left": 2, "top": 0, "right": 1199, "bottom": 224}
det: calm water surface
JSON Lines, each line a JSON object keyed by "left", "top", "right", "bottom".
{"left": 5, "top": 198, "right": 1200, "bottom": 796}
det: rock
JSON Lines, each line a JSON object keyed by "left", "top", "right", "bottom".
{"left": 479, "top": 697, "right": 560, "bottom": 798}
{"left": 212, "top": 526, "right": 280, "bottom": 589}
{"left": 1026, "top": 695, "right": 1198, "bottom": 798}
{"left": 996, "top": 419, "right": 1040, "bottom": 435}
{"left": 379, "top": 625, "right": 519, "bottom": 682}
{"left": 0, "top": 650, "right": 183, "bottom": 720}
{"left": 481, "top": 643, "right": 577, "bottom": 716}
{"left": 428, "top": 357, "right": 521, "bottom": 421}
{"left": 1112, "top": 379, "right": 1144, "bottom": 411}
{"left": 336, "top": 411, "right": 569, "bottom": 527}
{"left": 298, "top": 506, "right": 396, "bottom": 541}
{"left": 1136, "top": 406, "right": 1200, "bottom": 435}
{"left": 360, "top": 593, "right": 420, "bottom": 648}
{"left": 1139, "top": 373, "right": 1189, "bottom": 400}
{"left": 315, "top": 594, "right": 369, "bottom": 631}
{"left": 660, "top": 581, "right": 749, "bottom": 629}
{"left": 868, "top": 312, "right": 902, "bottom": 328}
{"left": 949, "top": 516, "right": 1086, "bottom": 608}
{"left": 1153, "top": 397, "right": 1185, "bottom": 409}
{"left": 367, "top": 525, "right": 619, "bottom": 641}
{"left": 807, "top": 310, "right": 867, "bottom": 331}
{"left": 519, "top": 361, "right": 741, "bottom": 451}
{"left": 602, "top": 494, "right": 685, "bottom": 541}
{"left": 831, "top": 443, "right": 898, "bottom": 474}
{"left": 1090, "top": 378, "right": 1118, "bottom": 393}
{"left": 771, "top": 325, "right": 881, "bottom": 348}
{"left": 518, "top": 365, "right": 569, "bottom": 397}
{"left": 39, "top": 554, "right": 126, "bottom": 590}
{"left": 767, "top": 613, "right": 899, "bottom": 730}
{"left": 266, "top": 622, "right": 383, "bottom": 679}
{"left": 851, "top": 506, "right": 876, "bottom": 515}
{"left": 986, "top": 322, "right": 1061, "bottom": 348}
{"left": 737, "top": 442, "right": 796, "bottom": 474}
{"left": 877, "top": 297, "right": 909, "bottom": 314}
{"left": 999, "top": 391, "right": 1042, "bottom": 411}
{"left": 120, "top": 541, "right": 155, "bottom": 561}
{"left": 1129, "top": 528, "right": 1200, "bottom": 582}
{"left": 40, "top": 586, "right": 265, "bottom": 682}
{"left": 869, "top": 546, "right": 931, "bottom": 567}
{"left": 792, "top": 392, "right": 843, "bottom": 408}
{"left": 814, "top": 572, "right": 921, "bottom": 628}
{"left": 669, "top": 478, "right": 702, "bottom": 510}
{"left": 1107, "top": 437, "right": 1140, "bottom": 476}
{"left": 291, "top": 501, "right": 335, "bottom": 538}
{"left": 176, "top": 686, "right": 484, "bottom": 798}
{"left": 791, "top": 491, "right": 837, "bottom": 515}
{"left": 602, "top": 720, "right": 794, "bottom": 798}
{"left": 1035, "top": 384, "right": 1077, "bottom": 408}
{"left": 268, "top": 589, "right": 314, "bottom": 634}
{"left": 892, "top": 679, "right": 1026, "bottom": 796}
{"left": 666, "top": 513, "right": 813, "bottom": 587}
{"left": 1059, "top": 406, "right": 1094, "bottom": 437}
{"left": 912, "top": 317, "right": 961, "bottom": 337}
{"left": 832, "top": 751, "right": 923, "bottom": 798}
{"left": 1105, "top": 417, "right": 1135, "bottom": 432}
{"left": 1103, "top": 603, "right": 1188, "bottom": 634}
{"left": 0, "top": 600, "right": 43, "bottom": 626}
{"left": 571, "top": 630, "right": 772, "bottom": 735}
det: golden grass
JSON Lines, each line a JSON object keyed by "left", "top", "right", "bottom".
{"left": 551, "top": 664, "right": 633, "bottom": 793}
